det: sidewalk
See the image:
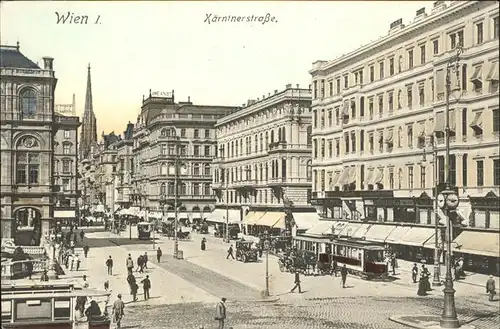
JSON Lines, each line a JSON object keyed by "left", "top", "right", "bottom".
{"left": 62, "top": 231, "right": 218, "bottom": 307}
{"left": 390, "top": 314, "right": 476, "bottom": 329}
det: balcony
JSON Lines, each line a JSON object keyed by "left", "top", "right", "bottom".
{"left": 268, "top": 142, "right": 311, "bottom": 153}
{"left": 266, "top": 177, "right": 311, "bottom": 187}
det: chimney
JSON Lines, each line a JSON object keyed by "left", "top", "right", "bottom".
{"left": 286, "top": 84, "right": 292, "bottom": 89}
{"left": 414, "top": 7, "right": 427, "bottom": 21}
{"left": 262, "top": 95, "right": 265, "bottom": 99}
{"left": 188, "top": 96, "right": 191, "bottom": 103}
{"left": 296, "top": 84, "right": 299, "bottom": 88}
{"left": 274, "top": 90, "right": 278, "bottom": 94}
{"left": 257, "top": 97, "right": 260, "bottom": 101}
{"left": 389, "top": 18, "right": 404, "bottom": 34}
{"left": 149, "top": 89, "right": 152, "bottom": 97}
{"left": 268, "top": 93, "right": 271, "bottom": 97}
{"left": 42, "top": 57, "right": 54, "bottom": 71}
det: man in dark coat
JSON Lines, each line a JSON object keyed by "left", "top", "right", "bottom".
{"left": 143, "top": 252, "right": 148, "bottom": 269}
{"left": 105, "top": 256, "right": 113, "bottom": 275}
{"left": 412, "top": 263, "right": 419, "bottom": 283}
{"left": 486, "top": 275, "right": 496, "bottom": 301}
{"left": 340, "top": 264, "right": 348, "bottom": 288}
{"left": 79, "top": 230, "right": 85, "bottom": 241}
{"left": 127, "top": 273, "right": 136, "bottom": 294}
{"left": 141, "top": 275, "right": 151, "bottom": 300}
{"left": 83, "top": 244, "right": 90, "bottom": 258}
{"left": 331, "top": 259, "right": 338, "bottom": 277}
{"left": 291, "top": 270, "right": 302, "bottom": 293}
{"left": 226, "top": 245, "right": 235, "bottom": 260}
{"left": 137, "top": 255, "right": 144, "bottom": 273}
{"left": 157, "top": 247, "right": 162, "bottom": 263}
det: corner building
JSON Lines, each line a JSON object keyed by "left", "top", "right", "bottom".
{"left": 309, "top": 1, "right": 499, "bottom": 274}
{"left": 212, "top": 84, "right": 318, "bottom": 237}
{"left": 131, "top": 91, "right": 238, "bottom": 223}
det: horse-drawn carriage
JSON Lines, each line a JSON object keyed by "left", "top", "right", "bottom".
{"left": 159, "top": 221, "right": 191, "bottom": 240}
{"left": 278, "top": 249, "right": 317, "bottom": 275}
{"left": 235, "top": 240, "right": 258, "bottom": 263}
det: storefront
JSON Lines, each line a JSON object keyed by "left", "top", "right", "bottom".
{"left": 452, "top": 230, "right": 500, "bottom": 276}
{"left": 291, "top": 211, "right": 320, "bottom": 236}
{"left": 414, "top": 192, "right": 434, "bottom": 225}
{"left": 396, "top": 226, "right": 436, "bottom": 263}
{"left": 469, "top": 191, "right": 500, "bottom": 229}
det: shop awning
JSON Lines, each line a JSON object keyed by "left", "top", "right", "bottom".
{"left": 305, "top": 220, "right": 336, "bottom": 236}
{"left": 244, "top": 211, "right": 266, "bottom": 225}
{"left": 347, "top": 167, "right": 356, "bottom": 184}
{"left": 258, "top": 212, "right": 286, "bottom": 228}
{"left": 331, "top": 172, "right": 340, "bottom": 188}
{"left": 372, "top": 169, "right": 383, "bottom": 184}
{"left": 398, "top": 227, "right": 435, "bottom": 247}
{"left": 469, "top": 112, "right": 483, "bottom": 129}
{"left": 470, "top": 66, "right": 482, "bottom": 83}
{"left": 364, "top": 170, "right": 374, "bottom": 186}
{"left": 385, "top": 226, "right": 412, "bottom": 243}
{"left": 294, "top": 235, "right": 332, "bottom": 243}
{"left": 54, "top": 210, "right": 76, "bottom": 219}
{"left": 293, "top": 212, "right": 320, "bottom": 230}
{"left": 337, "top": 222, "right": 362, "bottom": 237}
{"left": 384, "top": 129, "right": 394, "bottom": 143}
{"left": 337, "top": 168, "right": 350, "bottom": 186}
{"left": 206, "top": 209, "right": 240, "bottom": 223}
{"left": 364, "top": 224, "right": 398, "bottom": 243}
{"left": 453, "top": 231, "right": 500, "bottom": 258}
{"left": 486, "top": 62, "right": 499, "bottom": 81}
{"left": 433, "top": 112, "right": 445, "bottom": 133}
{"left": 351, "top": 223, "right": 372, "bottom": 239}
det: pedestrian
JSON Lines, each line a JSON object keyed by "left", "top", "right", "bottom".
{"left": 75, "top": 255, "right": 81, "bottom": 271}
{"left": 79, "top": 230, "right": 85, "bottom": 241}
{"left": 214, "top": 297, "right": 227, "bottom": 329}
{"left": 105, "top": 255, "right": 113, "bottom": 275}
{"left": 340, "top": 264, "right": 348, "bottom": 288}
{"left": 112, "top": 294, "right": 125, "bottom": 329}
{"left": 201, "top": 237, "right": 207, "bottom": 251}
{"left": 126, "top": 254, "right": 134, "bottom": 275}
{"left": 137, "top": 255, "right": 144, "bottom": 273}
{"left": 141, "top": 275, "right": 151, "bottom": 300}
{"left": 417, "top": 271, "right": 428, "bottom": 296}
{"left": 226, "top": 245, "right": 235, "bottom": 260}
{"left": 421, "top": 264, "right": 431, "bottom": 292}
{"left": 291, "top": 270, "right": 302, "bottom": 293}
{"left": 412, "top": 263, "right": 419, "bottom": 283}
{"left": 83, "top": 244, "right": 90, "bottom": 258}
{"left": 75, "top": 295, "right": 87, "bottom": 318}
{"left": 127, "top": 273, "right": 136, "bottom": 294}
{"left": 486, "top": 275, "right": 496, "bottom": 302}
{"left": 131, "top": 281, "right": 138, "bottom": 302}
{"left": 104, "top": 280, "right": 109, "bottom": 291}
{"left": 143, "top": 252, "right": 148, "bottom": 269}
{"left": 331, "top": 259, "right": 338, "bottom": 277}
{"left": 157, "top": 247, "right": 162, "bottom": 263}
{"left": 390, "top": 255, "right": 397, "bottom": 275}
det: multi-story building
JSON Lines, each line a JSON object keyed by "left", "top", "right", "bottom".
{"left": 114, "top": 122, "right": 135, "bottom": 211}
{"left": 308, "top": 1, "right": 499, "bottom": 274}
{"left": 212, "top": 84, "right": 317, "bottom": 237}
{"left": 53, "top": 114, "right": 81, "bottom": 225}
{"left": 131, "top": 90, "right": 238, "bottom": 223}
{"left": 92, "top": 132, "right": 120, "bottom": 214}
{"left": 0, "top": 44, "right": 57, "bottom": 245}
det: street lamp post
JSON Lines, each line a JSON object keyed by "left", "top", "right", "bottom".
{"left": 224, "top": 175, "right": 229, "bottom": 243}
{"left": 438, "top": 43, "right": 463, "bottom": 329}
{"left": 263, "top": 232, "right": 271, "bottom": 297}
{"left": 173, "top": 135, "right": 180, "bottom": 258}
{"left": 422, "top": 138, "right": 442, "bottom": 287}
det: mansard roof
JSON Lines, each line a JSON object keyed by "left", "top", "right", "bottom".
{"left": 0, "top": 45, "right": 41, "bottom": 69}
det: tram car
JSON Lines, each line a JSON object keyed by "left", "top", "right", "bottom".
{"left": 294, "top": 237, "right": 388, "bottom": 280}
{"left": 137, "top": 222, "right": 153, "bottom": 240}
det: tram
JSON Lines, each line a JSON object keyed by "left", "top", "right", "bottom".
{"left": 137, "top": 222, "right": 153, "bottom": 240}
{"left": 293, "top": 236, "right": 388, "bottom": 280}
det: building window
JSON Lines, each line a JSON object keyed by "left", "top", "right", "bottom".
{"left": 344, "top": 133, "right": 349, "bottom": 154}
{"left": 20, "top": 89, "right": 37, "bottom": 117}
{"left": 389, "top": 170, "right": 394, "bottom": 190}
{"left": 378, "top": 95, "right": 383, "bottom": 114}
{"left": 420, "top": 45, "right": 426, "bottom": 64}
{"left": 63, "top": 143, "right": 71, "bottom": 154}
{"left": 328, "top": 140, "right": 333, "bottom": 158}
{"left": 494, "top": 16, "right": 499, "bottom": 39}
{"left": 180, "top": 145, "right": 187, "bottom": 156}
{"left": 360, "top": 130, "right": 364, "bottom": 151}
{"left": 193, "top": 183, "right": 200, "bottom": 195}
{"left": 16, "top": 152, "right": 39, "bottom": 184}
{"left": 181, "top": 129, "right": 186, "bottom": 137}
{"left": 368, "top": 134, "right": 374, "bottom": 152}
{"left": 313, "top": 139, "right": 317, "bottom": 158}
{"left": 204, "top": 129, "right": 210, "bottom": 138}
{"left": 457, "top": 30, "right": 464, "bottom": 47}
{"left": 472, "top": 66, "right": 483, "bottom": 93}
{"left": 408, "top": 167, "right": 414, "bottom": 189}
{"left": 321, "top": 80, "right": 325, "bottom": 97}
{"left": 204, "top": 145, "right": 210, "bottom": 156}
{"left": 193, "top": 145, "right": 200, "bottom": 156}
{"left": 494, "top": 159, "right": 500, "bottom": 186}
{"left": 420, "top": 166, "right": 426, "bottom": 188}
{"left": 462, "top": 154, "right": 468, "bottom": 187}
{"left": 320, "top": 109, "right": 325, "bottom": 127}
{"left": 321, "top": 139, "right": 325, "bottom": 158}
{"left": 344, "top": 75, "right": 348, "bottom": 89}
{"left": 360, "top": 96, "right": 365, "bottom": 117}
{"left": 476, "top": 160, "right": 484, "bottom": 186}
{"left": 64, "top": 130, "right": 70, "bottom": 139}
{"left": 433, "top": 39, "right": 439, "bottom": 55}
{"left": 168, "top": 182, "right": 174, "bottom": 195}
{"left": 329, "top": 82, "right": 333, "bottom": 96}
{"left": 336, "top": 79, "right": 340, "bottom": 94}
{"left": 335, "top": 140, "right": 340, "bottom": 156}
{"left": 388, "top": 92, "right": 393, "bottom": 111}
{"left": 493, "top": 109, "right": 499, "bottom": 133}
{"left": 194, "top": 129, "right": 199, "bottom": 139}
{"left": 160, "top": 183, "right": 166, "bottom": 195}
{"left": 204, "top": 183, "right": 211, "bottom": 195}
{"left": 62, "top": 178, "right": 70, "bottom": 192}
{"left": 313, "top": 81, "right": 318, "bottom": 98}
{"left": 389, "top": 58, "right": 394, "bottom": 76}
{"left": 408, "top": 50, "right": 414, "bottom": 69}
{"left": 407, "top": 87, "right": 413, "bottom": 109}
{"left": 370, "top": 66, "right": 374, "bottom": 82}
{"left": 419, "top": 85, "right": 424, "bottom": 106}
{"left": 359, "top": 71, "right": 363, "bottom": 85}
{"left": 193, "top": 164, "right": 200, "bottom": 176}
{"left": 462, "top": 108, "right": 467, "bottom": 136}
{"left": 450, "top": 33, "right": 456, "bottom": 49}
{"left": 204, "top": 164, "right": 210, "bottom": 176}
{"left": 368, "top": 98, "right": 374, "bottom": 118}
{"left": 62, "top": 160, "right": 71, "bottom": 173}
{"left": 476, "top": 22, "right": 484, "bottom": 44}
{"left": 180, "top": 183, "right": 187, "bottom": 195}
{"left": 313, "top": 110, "right": 317, "bottom": 128}
{"left": 450, "top": 155, "right": 456, "bottom": 186}
{"left": 351, "top": 132, "right": 356, "bottom": 153}
{"left": 407, "top": 126, "right": 413, "bottom": 148}
{"left": 379, "top": 62, "right": 384, "bottom": 79}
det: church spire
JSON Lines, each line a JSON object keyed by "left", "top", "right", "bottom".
{"left": 80, "top": 63, "right": 98, "bottom": 159}
{"left": 84, "top": 63, "right": 93, "bottom": 114}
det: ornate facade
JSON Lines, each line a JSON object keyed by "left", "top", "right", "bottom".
{"left": 0, "top": 44, "right": 58, "bottom": 245}
{"left": 212, "top": 84, "right": 316, "bottom": 235}
{"left": 131, "top": 91, "right": 238, "bottom": 222}
{"left": 114, "top": 122, "right": 135, "bottom": 209}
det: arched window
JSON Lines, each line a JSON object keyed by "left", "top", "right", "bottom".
{"left": 270, "top": 130, "right": 275, "bottom": 143}
{"left": 306, "top": 160, "right": 312, "bottom": 179}
{"left": 204, "top": 183, "right": 211, "bottom": 195}
{"left": 204, "top": 164, "right": 210, "bottom": 176}
{"left": 193, "top": 164, "right": 200, "bottom": 176}
{"left": 160, "top": 183, "right": 166, "bottom": 195}
{"left": 16, "top": 152, "right": 40, "bottom": 184}
{"left": 167, "top": 182, "right": 175, "bottom": 195}
{"left": 21, "top": 89, "right": 37, "bottom": 117}
{"left": 161, "top": 164, "right": 168, "bottom": 175}
{"left": 180, "top": 183, "right": 187, "bottom": 195}
{"left": 203, "top": 205, "right": 211, "bottom": 213}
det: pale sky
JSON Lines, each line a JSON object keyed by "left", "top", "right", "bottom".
{"left": 2, "top": 1, "right": 433, "bottom": 136}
